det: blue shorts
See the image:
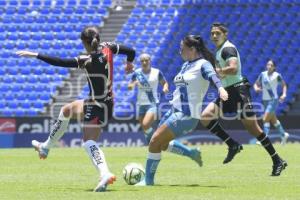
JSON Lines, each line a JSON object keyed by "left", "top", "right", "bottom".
{"left": 263, "top": 99, "right": 278, "bottom": 113}
{"left": 158, "top": 108, "right": 199, "bottom": 137}
{"left": 137, "top": 104, "right": 158, "bottom": 118}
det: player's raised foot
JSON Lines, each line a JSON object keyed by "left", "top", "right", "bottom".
{"left": 135, "top": 179, "right": 153, "bottom": 186}
{"left": 190, "top": 148, "right": 203, "bottom": 167}
{"left": 94, "top": 173, "right": 116, "bottom": 192}
{"left": 281, "top": 132, "right": 289, "bottom": 145}
{"left": 223, "top": 143, "right": 243, "bottom": 164}
{"left": 271, "top": 159, "right": 288, "bottom": 176}
{"left": 256, "top": 140, "right": 261, "bottom": 145}
{"left": 31, "top": 140, "right": 49, "bottom": 160}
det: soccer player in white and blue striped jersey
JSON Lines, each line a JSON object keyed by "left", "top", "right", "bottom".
{"left": 128, "top": 53, "right": 203, "bottom": 167}
{"left": 254, "top": 59, "right": 289, "bottom": 145}
{"left": 128, "top": 53, "right": 169, "bottom": 143}
{"left": 136, "top": 35, "right": 228, "bottom": 186}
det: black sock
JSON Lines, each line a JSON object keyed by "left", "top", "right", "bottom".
{"left": 256, "top": 133, "right": 281, "bottom": 164}
{"left": 206, "top": 120, "right": 237, "bottom": 147}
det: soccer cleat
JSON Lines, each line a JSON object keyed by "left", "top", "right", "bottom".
{"left": 271, "top": 160, "right": 288, "bottom": 176}
{"left": 256, "top": 140, "right": 261, "bottom": 145}
{"left": 94, "top": 173, "right": 116, "bottom": 192}
{"left": 190, "top": 148, "right": 203, "bottom": 167}
{"left": 281, "top": 132, "right": 289, "bottom": 145}
{"left": 223, "top": 143, "right": 243, "bottom": 164}
{"left": 32, "top": 140, "right": 49, "bottom": 160}
{"left": 134, "top": 178, "right": 153, "bottom": 186}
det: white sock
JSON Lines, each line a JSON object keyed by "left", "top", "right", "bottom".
{"left": 83, "top": 140, "right": 109, "bottom": 177}
{"left": 42, "top": 110, "right": 70, "bottom": 149}
{"left": 147, "top": 152, "right": 161, "bottom": 160}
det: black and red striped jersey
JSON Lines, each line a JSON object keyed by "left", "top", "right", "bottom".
{"left": 37, "top": 42, "right": 135, "bottom": 102}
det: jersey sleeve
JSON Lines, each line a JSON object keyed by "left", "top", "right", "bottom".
{"left": 221, "top": 47, "right": 238, "bottom": 61}
{"left": 131, "top": 71, "right": 137, "bottom": 81}
{"left": 103, "top": 42, "right": 120, "bottom": 54}
{"left": 201, "top": 61, "right": 222, "bottom": 89}
{"left": 37, "top": 53, "right": 78, "bottom": 68}
{"left": 277, "top": 73, "right": 283, "bottom": 82}
{"left": 256, "top": 73, "right": 262, "bottom": 85}
{"left": 158, "top": 70, "right": 166, "bottom": 82}
{"left": 76, "top": 54, "right": 91, "bottom": 69}
{"left": 104, "top": 42, "right": 135, "bottom": 62}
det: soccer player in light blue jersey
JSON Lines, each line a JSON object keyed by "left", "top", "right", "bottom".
{"left": 128, "top": 53, "right": 203, "bottom": 167}
{"left": 136, "top": 35, "right": 228, "bottom": 186}
{"left": 254, "top": 59, "right": 289, "bottom": 145}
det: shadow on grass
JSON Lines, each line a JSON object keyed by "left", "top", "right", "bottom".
{"left": 162, "top": 184, "right": 226, "bottom": 188}
{"left": 84, "top": 188, "right": 139, "bottom": 192}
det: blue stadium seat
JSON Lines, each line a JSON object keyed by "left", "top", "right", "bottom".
{"left": 15, "top": 108, "right": 26, "bottom": 117}
{"left": 27, "top": 109, "right": 38, "bottom": 116}
{"left": 0, "top": 100, "right": 6, "bottom": 109}
{"left": 33, "top": 101, "right": 44, "bottom": 110}
{"left": 2, "top": 109, "right": 14, "bottom": 116}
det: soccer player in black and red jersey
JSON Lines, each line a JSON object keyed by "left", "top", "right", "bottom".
{"left": 16, "top": 26, "right": 135, "bottom": 192}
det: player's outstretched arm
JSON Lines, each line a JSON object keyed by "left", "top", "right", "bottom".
{"left": 16, "top": 50, "right": 38, "bottom": 58}
{"left": 16, "top": 50, "right": 78, "bottom": 68}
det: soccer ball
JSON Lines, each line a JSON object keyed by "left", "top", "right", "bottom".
{"left": 123, "top": 162, "right": 145, "bottom": 185}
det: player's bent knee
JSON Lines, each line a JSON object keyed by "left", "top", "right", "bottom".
{"left": 148, "top": 135, "right": 162, "bottom": 152}
{"left": 61, "top": 105, "right": 72, "bottom": 118}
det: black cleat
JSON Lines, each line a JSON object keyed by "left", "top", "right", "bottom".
{"left": 223, "top": 144, "right": 243, "bottom": 164}
{"left": 271, "top": 160, "right": 288, "bottom": 176}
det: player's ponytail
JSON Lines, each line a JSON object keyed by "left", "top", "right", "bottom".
{"left": 183, "top": 35, "right": 216, "bottom": 67}
{"left": 81, "top": 26, "right": 101, "bottom": 52}
{"left": 91, "top": 37, "right": 99, "bottom": 51}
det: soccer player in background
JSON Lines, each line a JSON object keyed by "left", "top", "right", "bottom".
{"left": 16, "top": 26, "right": 135, "bottom": 192}
{"left": 136, "top": 35, "right": 228, "bottom": 186}
{"left": 128, "top": 53, "right": 169, "bottom": 143}
{"left": 200, "top": 22, "right": 287, "bottom": 176}
{"left": 253, "top": 59, "right": 289, "bottom": 145}
{"left": 128, "top": 53, "right": 203, "bottom": 166}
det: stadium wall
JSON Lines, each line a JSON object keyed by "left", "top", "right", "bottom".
{"left": 1, "top": 117, "right": 300, "bottom": 148}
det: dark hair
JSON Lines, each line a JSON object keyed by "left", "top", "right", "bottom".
{"left": 268, "top": 59, "right": 276, "bottom": 68}
{"left": 183, "top": 35, "right": 215, "bottom": 67}
{"left": 80, "top": 26, "right": 101, "bottom": 51}
{"left": 211, "top": 22, "right": 228, "bottom": 34}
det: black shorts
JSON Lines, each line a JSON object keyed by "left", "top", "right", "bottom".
{"left": 214, "top": 80, "right": 256, "bottom": 119}
{"left": 83, "top": 99, "right": 113, "bottom": 125}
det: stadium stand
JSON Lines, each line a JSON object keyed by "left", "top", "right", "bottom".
{"left": 111, "top": 0, "right": 300, "bottom": 116}
{"left": 0, "top": 0, "right": 111, "bottom": 116}
{"left": 1, "top": 0, "right": 299, "bottom": 117}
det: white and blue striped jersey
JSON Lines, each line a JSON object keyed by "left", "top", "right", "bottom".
{"left": 131, "top": 67, "right": 165, "bottom": 105}
{"left": 170, "top": 58, "right": 216, "bottom": 119}
{"left": 256, "top": 71, "right": 283, "bottom": 100}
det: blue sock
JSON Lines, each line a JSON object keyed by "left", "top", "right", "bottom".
{"left": 263, "top": 122, "right": 270, "bottom": 136}
{"left": 274, "top": 120, "right": 285, "bottom": 137}
{"left": 145, "top": 152, "right": 161, "bottom": 185}
{"left": 166, "top": 140, "right": 193, "bottom": 158}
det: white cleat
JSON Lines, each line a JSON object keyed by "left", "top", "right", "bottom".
{"left": 281, "top": 132, "right": 289, "bottom": 145}
{"left": 31, "top": 140, "right": 49, "bottom": 160}
{"left": 256, "top": 141, "right": 261, "bottom": 145}
{"left": 134, "top": 179, "right": 153, "bottom": 186}
{"left": 94, "top": 173, "right": 116, "bottom": 192}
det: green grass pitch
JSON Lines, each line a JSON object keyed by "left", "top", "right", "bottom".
{"left": 0, "top": 144, "right": 299, "bottom": 200}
